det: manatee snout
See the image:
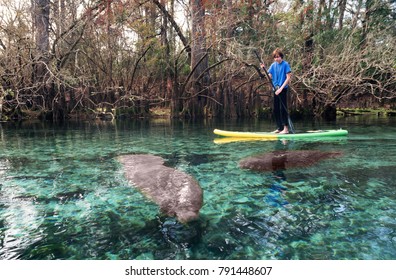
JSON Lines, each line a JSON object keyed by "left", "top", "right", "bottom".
{"left": 176, "top": 210, "right": 200, "bottom": 224}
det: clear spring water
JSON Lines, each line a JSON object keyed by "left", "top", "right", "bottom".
{"left": 0, "top": 116, "right": 395, "bottom": 260}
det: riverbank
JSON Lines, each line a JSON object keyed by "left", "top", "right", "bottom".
{"left": 337, "top": 108, "right": 396, "bottom": 117}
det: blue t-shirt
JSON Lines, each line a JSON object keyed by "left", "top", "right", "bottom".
{"left": 268, "top": 60, "right": 291, "bottom": 88}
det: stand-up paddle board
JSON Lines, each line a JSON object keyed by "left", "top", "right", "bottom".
{"left": 213, "top": 129, "right": 348, "bottom": 141}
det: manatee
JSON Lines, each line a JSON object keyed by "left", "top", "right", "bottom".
{"left": 239, "top": 150, "right": 343, "bottom": 172}
{"left": 118, "top": 154, "right": 203, "bottom": 223}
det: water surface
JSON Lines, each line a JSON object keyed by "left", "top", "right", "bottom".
{"left": 0, "top": 116, "right": 395, "bottom": 259}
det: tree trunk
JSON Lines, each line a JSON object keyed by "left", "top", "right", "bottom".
{"left": 152, "top": 0, "right": 191, "bottom": 117}
{"left": 338, "top": 0, "right": 347, "bottom": 30}
{"left": 32, "top": 0, "right": 50, "bottom": 81}
{"left": 361, "top": 0, "right": 374, "bottom": 49}
{"left": 160, "top": 0, "right": 172, "bottom": 107}
{"left": 32, "top": 0, "right": 52, "bottom": 119}
{"left": 189, "top": 0, "right": 209, "bottom": 118}
{"left": 152, "top": 0, "right": 191, "bottom": 56}
{"left": 106, "top": 0, "right": 114, "bottom": 86}
{"left": 351, "top": 0, "right": 363, "bottom": 30}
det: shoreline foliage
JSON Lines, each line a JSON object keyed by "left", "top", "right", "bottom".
{"left": 0, "top": 0, "right": 395, "bottom": 121}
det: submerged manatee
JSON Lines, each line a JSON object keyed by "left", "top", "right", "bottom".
{"left": 118, "top": 154, "right": 203, "bottom": 223}
{"left": 239, "top": 150, "right": 343, "bottom": 172}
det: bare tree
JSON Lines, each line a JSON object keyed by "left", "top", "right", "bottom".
{"left": 32, "top": 0, "right": 50, "bottom": 81}
{"left": 0, "top": 0, "right": 395, "bottom": 121}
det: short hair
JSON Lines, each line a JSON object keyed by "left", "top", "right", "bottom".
{"left": 272, "top": 48, "right": 284, "bottom": 59}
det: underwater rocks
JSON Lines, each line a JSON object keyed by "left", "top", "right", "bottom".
{"left": 118, "top": 154, "right": 203, "bottom": 223}
{"left": 239, "top": 150, "right": 343, "bottom": 172}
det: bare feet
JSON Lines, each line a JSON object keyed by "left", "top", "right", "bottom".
{"left": 279, "top": 130, "right": 289, "bottom": 134}
{"left": 272, "top": 130, "right": 281, "bottom": 133}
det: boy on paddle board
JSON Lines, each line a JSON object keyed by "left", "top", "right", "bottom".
{"left": 261, "top": 48, "right": 292, "bottom": 134}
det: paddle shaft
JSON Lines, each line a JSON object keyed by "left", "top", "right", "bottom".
{"left": 254, "top": 50, "right": 277, "bottom": 92}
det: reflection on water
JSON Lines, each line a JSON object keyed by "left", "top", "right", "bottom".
{"left": 0, "top": 116, "right": 396, "bottom": 260}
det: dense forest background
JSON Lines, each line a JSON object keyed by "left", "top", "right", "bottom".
{"left": 0, "top": 0, "right": 395, "bottom": 121}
